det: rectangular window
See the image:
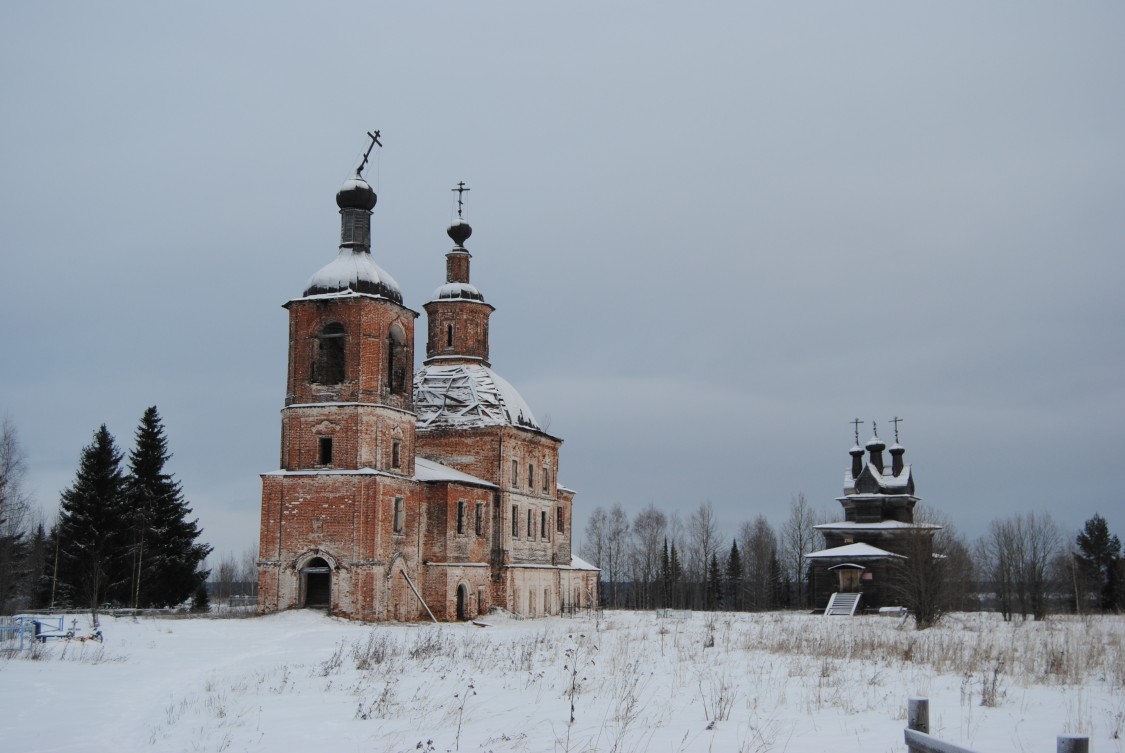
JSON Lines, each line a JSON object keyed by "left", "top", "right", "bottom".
{"left": 318, "top": 436, "right": 333, "bottom": 465}
{"left": 392, "top": 439, "right": 401, "bottom": 468}
{"left": 475, "top": 502, "right": 484, "bottom": 536}
{"left": 511, "top": 459, "right": 519, "bottom": 488}
{"left": 541, "top": 510, "right": 548, "bottom": 539}
{"left": 393, "top": 496, "right": 404, "bottom": 534}
{"left": 512, "top": 505, "right": 519, "bottom": 537}
{"left": 556, "top": 506, "right": 564, "bottom": 533}
{"left": 456, "top": 500, "right": 466, "bottom": 534}
{"left": 527, "top": 509, "right": 533, "bottom": 538}
{"left": 542, "top": 466, "right": 549, "bottom": 493}
{"left": 528, "top": 463, "right": 534, "bottom": 490}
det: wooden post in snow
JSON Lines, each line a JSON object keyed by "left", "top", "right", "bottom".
{"left": 1057, "top": 736, "right": 1089, "bottom": 753}
{"left": 907, "top": 698, "right": 929, "bottom": 733}
{"left": 906, "top": 698, "right": 929, "bottom": 753}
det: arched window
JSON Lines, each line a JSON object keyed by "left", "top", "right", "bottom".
{"left": 446, "top": 323, "right": 454, "bottom": 348}
{"left": 387, "top": 323, "right": 408, "bottom": 394}
{"left": 312, "top": 322, "right": 346, "bottom": 384}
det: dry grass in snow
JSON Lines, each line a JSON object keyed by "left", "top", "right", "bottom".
{"left": 2, "top": 610, "right": 1122, "bottom": 753}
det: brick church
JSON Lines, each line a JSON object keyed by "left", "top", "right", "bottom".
{"left": 257, "top": 149, "right": 598, "bottom": 621}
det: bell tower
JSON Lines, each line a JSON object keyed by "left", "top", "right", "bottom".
{"left": 423, "top": 182, "right": 495, "bottom": 366}
{"left": 277, "top": 132, "right": 418, "bottom": 475}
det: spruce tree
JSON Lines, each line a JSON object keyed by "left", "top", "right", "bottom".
{"left": 724, "top": 540, "right": 742, "bottom": 611}
{"left": 669, "top": 542, "right": 683, "bottom": 608}
{"left": 768, "top": 549, "right": 785, "bottom": 609}
{"left": 57, "top": 425, "right": 128, "bottom": 611}
{"left": 126, "top": 407, "right": 211, "bottom": 607}
{"left": 191, "top": 581, "right": 211, "bottom": 613}
{"left": 659, "top": 538, "right": 671, "bottom": 608}
{"left": 1075, "top": 514, "right": 1122, "bottom": 612}
{"left": 707, "top": 552, "right": 724, "bottom": 610}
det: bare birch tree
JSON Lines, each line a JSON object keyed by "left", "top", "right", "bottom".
{"left": 979, "top": 511, "right": 1060, "bottom": 621}
{"left": 781, "top": 493, "right": 817, "bottom": 608}
{"left": 583, "top": 506, "right": 608, "bottom": 604}
{"left": 739, "top": 515, "right": 778, "bottom": 610}
{"left": 0, "top": 418, "right": 33, "bottom": 613}
{"left": 687, "top": 501, "right": 718, "bottom": 609}
{"left": 604, "top": 504, "right": 630, "bottom": 607}
{"left": 629, "top": 504, "right": 666, "bottom": 609}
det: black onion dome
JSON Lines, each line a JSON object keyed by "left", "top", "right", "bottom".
{"left": 336, "top": 177, "right": 377, "bottom": 210}
{"left": 865, "top": 434, "right": 886, "bottom": 451}
{"left": 447, "top": 218, "right": 472, "bottom": 247}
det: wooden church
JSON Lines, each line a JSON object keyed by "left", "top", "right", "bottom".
{"left": 806, "top": 421, "right": 940, "bottom": 615}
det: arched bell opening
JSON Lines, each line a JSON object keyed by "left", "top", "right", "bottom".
{"left": 301, "top": 557, "right": 332, "bottom": 609}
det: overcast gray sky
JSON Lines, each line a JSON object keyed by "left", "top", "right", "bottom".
{"left": 3, "top": 2, "right": 1123, "bottom": 561}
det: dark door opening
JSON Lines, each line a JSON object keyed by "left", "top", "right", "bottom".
{"left": 456, "top": 584, "right": 469, "bottom": 621}
{"left": 302, "top": 557, "right": 332, "bottom": 609}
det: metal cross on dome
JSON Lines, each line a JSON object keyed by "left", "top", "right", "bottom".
{"left": 851, "top": 418, "right": 863, "bottom": 445}
{"left": 355, "top": 129, "right": 382, "bottom": 177}
{"left": 452, "top": 181, "right": 470, "bottom": 218}
{"left": 890, "top": 416, "right": 903, "bottom": 442}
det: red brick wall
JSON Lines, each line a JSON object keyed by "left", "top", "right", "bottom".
{"left": 423, "top": 299, "right": 493, "bottom": 364}
{"left": 285, "top": 297, "right": 418, "bottom": 411}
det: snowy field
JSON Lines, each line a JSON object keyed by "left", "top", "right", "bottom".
{"left": 2, "top": 609, "right": 1122, "bottom": 753}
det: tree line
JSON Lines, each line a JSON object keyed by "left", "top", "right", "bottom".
{"left": 0, "top": 408, "right": 211, "bottom": 615}
{"left": 581, "top": 497, "right": 1125, "bottom": 625}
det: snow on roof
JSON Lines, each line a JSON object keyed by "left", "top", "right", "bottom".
{"left": 815, "top": 520, "right": 942, "bottom": 531}
{"left": 261, "top": 468, "right": 392, "bottom": 478}
{"left": 844, "top": 463, "right": 913, "bottom": 493}
{"left": 804, "top": 542, "right": 904, "bottom": 560}
{"left": 414, "top": 363, "right": 540, "bottom": 431}
{"left": 567, "top": 554, "right": 599, "bottom": 571}
{"left": 429, "top": 282, "right": 487, "bottom": 303}
{"left": 413, "top": 457, "right": 496, "bottom": 488}
{"left": 302, "top": 249, "right": 403, "bottom": 302}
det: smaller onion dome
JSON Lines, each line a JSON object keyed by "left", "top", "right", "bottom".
{"left": 430, "top": 282, "right": 485, "bottom": 302}
{"left": 888, "top": 442, "right": 905, "bottom": 455}
{"left": 336, "top": 176, "right": 377, "bottom": 211}
{"left": 849, "top": 444, "right": 865, "bottom": 456}
{"left": 865, "top": 434, "right": 886, "bottom": 451}
{"left": 447, "top": 218, "right": 472, "bottom": 248}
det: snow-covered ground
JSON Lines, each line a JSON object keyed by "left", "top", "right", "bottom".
{"left": 2, "top": 609, "right": 1122, "bottom": 753}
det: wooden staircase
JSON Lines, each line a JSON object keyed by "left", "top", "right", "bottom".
{"left": 824, "top": 592, "right": 861, "bottom": 616}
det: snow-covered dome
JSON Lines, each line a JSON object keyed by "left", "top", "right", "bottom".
{"left": 336, "top": 176, "right": 377, "bottom": 210}
{"left": 414, "top": 363, "right": 540, "bottom": 430}
{"left": 430, "top": 282, "right": 485, "bottom": 302}
{"left": 303, "top": 249, "right": 403, "bottom": 303}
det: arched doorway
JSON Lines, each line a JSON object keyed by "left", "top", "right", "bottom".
{"left": 456, "top": 583, "right": 470, "bottom": 621}
{"left": 302, "top": 557, "right": 332, "bottom": 609}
